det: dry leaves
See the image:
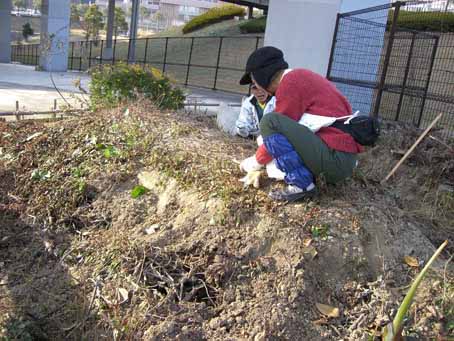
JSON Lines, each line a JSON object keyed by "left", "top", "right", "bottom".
{"left": 23, "top": 132, "right": 43, "bottom": 142}
{"left": 316, "top": 303, "right": 340, "bottom": 318}
{"left": 303, "top": 238, "right": 313, "bottom": 247}
{"left": 138, "top": 171, "right": 156, "bottom": 190}
{"left": 144, "top": 224, "right": 160, "bottom": 235}
{"left": 117, "top": 288, "right": 129, "bottom": 305}
{"left": 403, "top": 255, "right": 419, "bottom": 268}
{"left": 302, "top": 246, "right": 318, "bottom": 260}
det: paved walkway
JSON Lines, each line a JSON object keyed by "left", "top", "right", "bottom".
{"left": 0, "top": 63, "right": 90, "bottom": 113}
{"left": 0, "top": 63, "right": 244, "bottom": 116}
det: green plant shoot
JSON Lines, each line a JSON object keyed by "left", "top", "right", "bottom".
{"left": 131, "top": 185, "right": 148, "bottom": 199}
{"left": 382, "top": 240, "right": 448, "bottom": 341}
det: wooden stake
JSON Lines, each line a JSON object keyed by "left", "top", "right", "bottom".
{"left": 53, "top": 99, "right": 57, "bottom": 119}
{"left": 15, "top": 101, "right": 20, "bottom": 121}
{"left": 382, "top": 113, "right": 443, "bottom": 184}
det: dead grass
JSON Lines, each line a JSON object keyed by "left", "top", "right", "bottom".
{"left": 0, "top": 101, "right": 453, "bottom": 340}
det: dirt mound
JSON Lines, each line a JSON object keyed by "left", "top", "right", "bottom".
{"left": 0, "top": 103, "right": 452, "bottom": 340}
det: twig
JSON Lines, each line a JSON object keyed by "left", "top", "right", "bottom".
{"left": 50, "top": 70, "right": 72, "bottom": 108}
{"left": 429, "top": 134, "right": 454, "bottom": 153}
{"left": 43, "top": 25, "right": 73, "bottom": 109}
{"left": 442, "top": 253, "right": 454, "bottom": 309}
{"left": 382, "top": 113, "right": 443, "bottom": 183}
{"left": 349, "top": 313, "right": 366, "bottom": 331}
{"left": 0, "top": 109, "right": 88, "bottom": 117}
{"left": 330, "top": 324, "right": 342, "bottom": 337}
{"left": 64, "top": 278, "right": 99, "bottom": 336}
{"left": 199, "top": 278, "right": 216, "bottom": 306}
{"left": 136, "top": 249, "right": 146, "bottom": 283}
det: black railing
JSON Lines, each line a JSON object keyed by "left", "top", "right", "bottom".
{"left": 11, "top": 35, "right": 264, "bottom": 95}
{"left": 327, "top": 1, "right": 454, "bottom": 138}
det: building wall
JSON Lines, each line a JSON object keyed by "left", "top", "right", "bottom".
{"left": 264, "top": 0, "right": 341, "bottom": 76}
{"left": 94, "top": 0, "right": 222, "bottom": 30}
{"left": 264, "top": 0, "right": 392, "bottom": 114}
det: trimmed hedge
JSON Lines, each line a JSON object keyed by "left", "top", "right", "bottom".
{"left": 388, "top": 10, "right": 454, "bottom": 32}
{"left": 89, "top": 63, "right": 185, "bottom": 110}
{"left": 239, "top": 16, "right": 266, "bottom": 34}
{"left": 182, "top": 5, "right": 245, "bottom": 34}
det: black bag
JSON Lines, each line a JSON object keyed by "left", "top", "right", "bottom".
{"left": 332, "top": 116, "right": 380, "bottom": 146}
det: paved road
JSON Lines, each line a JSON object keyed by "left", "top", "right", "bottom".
{"left": 0, "top": 63, "right": 90, "bottom": 113}
{"left": 0, "top": 63, "right": 244, "bottom": 119}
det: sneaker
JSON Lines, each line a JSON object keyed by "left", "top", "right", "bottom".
{"left": 269, "top": 184, "right": 316, "bottom": 202}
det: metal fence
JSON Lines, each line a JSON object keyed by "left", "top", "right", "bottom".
{"left": 327, "top": 1, "right": 454, "bottom": 138}
{"left": 11, "top": 35, "right": 264, "bottom": 95}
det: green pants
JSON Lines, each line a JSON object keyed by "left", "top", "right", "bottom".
{"left": 260, "top": 113, "right": 357, "bottom": 184}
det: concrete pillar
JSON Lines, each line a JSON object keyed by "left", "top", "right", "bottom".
{"left": 104, "top": 0, "right": 115, "bottom": 60}
{"left": 248, "top": 6, "right": 254, "bottom": 19}
{"left": 128, "top": 0, "right": 139, "bottom": 62}
{"left": 39, "top": 0, "right": 71, "bottom": 72}
{"left": 0, "top": 0, "right": 12, "bottom": 63}
{"left": 264, "top": 0, "right": 341, "bottom": 76}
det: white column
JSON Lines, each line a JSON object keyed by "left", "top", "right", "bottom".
{"left": 39, "top": 0, "right": 71, "bottom": 72}
{"left": 0, "top": 0, "right": 12, "bottom": 63}
{"left": 264, "top": 0, "right": 341, "bottom": 76}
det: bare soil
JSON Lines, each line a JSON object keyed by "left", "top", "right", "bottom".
{"left": 0, "top": 102, "right": 453, "bottom": 340}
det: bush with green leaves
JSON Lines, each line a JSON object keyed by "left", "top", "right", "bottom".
{"left": 388, "top": 10, "right": 454, "bottom": 32}
{"left": 83, "top": 4, "right": 104, "bottom": 40}
{"left": 239, "top": 16, "right": 267, "bottom": 34}
{"left": 89, "top": 63, "right": 186, "bottom": 110}
{"left": 182, "top": 5, "right": 245, "bottom": 34}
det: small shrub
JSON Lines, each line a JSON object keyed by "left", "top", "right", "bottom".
{"left": 183, "top": 5, "right": 245, "bottom": 34}
{"left": 89, "top": 63, "right": 185, "bottom": 110}
{"left": 22, "top": 23, "right": 34, "bottom": 41}
{"left": 239, "top": 16, "right": 267, "bottom": 34}
{"left": 388, "top": 10, "right": 454, "bottom": 32}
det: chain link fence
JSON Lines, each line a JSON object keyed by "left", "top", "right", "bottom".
{"left": 327, "top": 1, "right": 454, "bottom": 138}
{"left": 11, "top": 35, "right": 264, "bottom": 95}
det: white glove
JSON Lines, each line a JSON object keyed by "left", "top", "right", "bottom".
{"left": 240, "top": 156, "right": 263, "bottom": 173}
{"left": 239, "top": 170, "right": 262, "bottom": 189}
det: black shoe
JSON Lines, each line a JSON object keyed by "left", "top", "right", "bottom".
{"left": 269, "top": 184, "right": 316, "bottom": 202}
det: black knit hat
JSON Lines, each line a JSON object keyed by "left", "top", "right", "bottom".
{"left": 239, "top": 46, "right": 289, "bottom": 88}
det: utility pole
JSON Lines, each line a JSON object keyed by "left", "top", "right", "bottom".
{"left": 248, "top": 6, "right": 254, "bottom": 19}
{"left": 128, "top": 0, "right": 139, "bottom": 62}
{"left": 105, "top": 0, "right": 115, "bottom": 60}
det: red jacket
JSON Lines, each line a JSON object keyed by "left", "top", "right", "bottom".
{"left": 256, "top": 69, "right": 363, "bottom": 164}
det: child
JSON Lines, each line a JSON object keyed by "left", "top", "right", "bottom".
{"left": 236, "top": 84, "right": 275, "bottom": 138}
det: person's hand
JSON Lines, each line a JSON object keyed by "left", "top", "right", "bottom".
{"left": 239, "top": 170, "right": 262, "bottom": 189}
{"left": 239, "top": 156, "right": 263, "bottom": 173}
